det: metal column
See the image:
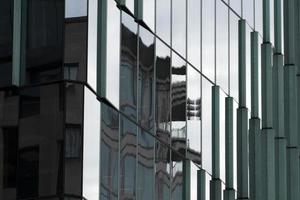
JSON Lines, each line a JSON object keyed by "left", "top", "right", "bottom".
{"left": 273, "top": 0, "right": 287, "bottom": 199}
{"left": 210, "top": 86, "right": 221, "bottom": 200}
{"left": 197, "top": 169, "right": 206, "bottom": 200}
{"left": 249, "top": 31, "right": 262, "bottom": 200}
{"left": 223, "top": 97, "right": 235, "bottom": 200}
{"left": 283, "top": 0, "right": 300, "bottom": 199}
{"left": 261, "top": 0, "right": 275, "bottom": 199}
{"left": 236, "top": 19, "right": 249, "bottom": 200}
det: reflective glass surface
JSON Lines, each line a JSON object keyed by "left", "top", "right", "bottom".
{"left": 156, "top": 0, "right": 171, "bottom": 44}
{"left": 64, "top": 83, "right": 84, "bottom": 195}
{"left": 230, "top": 13, "right": 239, "bottom": 101}
{"left": 216, "top": 0, "right": 229, "bottom": 93}
{"left": 18, "top": 84, "right": 64, "bottom": 198}
{"left": 187, "top": 0, "right": 201, "bottom": 69}
{"left": 187, "top": 66, "right": 201, "bottom": 164}
{"left": 202, "top": 77, "right": 212, "bottom": 174}
{"left": 143, "top": 0, "right": 155, "bottom": 31}
{"left": 202, "top": 0, "right": 215, "bottom": 81}
{"left": 171, "top": 53, "right": 187, "bottom": 154}
{"left": 137, "top": 25, "right": 155, "bottom": 200}
{"left": 172, "top": 0, "right": 186, "bottom": 57}
{"left": 101, "top": 103, "right": 119, "bottom": 200}
{"left": 0, "top": 0, "right": 13, "bottom": 87}
{"left": 171, "top": 151, "right": 183, "bottom": 200}
{"left": 119, "top": 12, "right": 138, "bottom": 199}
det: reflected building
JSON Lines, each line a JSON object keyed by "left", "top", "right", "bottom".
{"left": 1, "top": 0, "right": 299, "bottom": 200}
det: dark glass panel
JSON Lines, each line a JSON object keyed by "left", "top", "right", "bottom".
{"left": 24, "top": 0, "right": 64, "bottom": 84}
{"left": 119, "top": 12, "right": 137, "bottom": 199}
{"left": 0, "top": 0, "right": 13, "bottom": 87}
{"left": 18, "top": 84, "right": 64, "bottom": 197}
{"left": 64, "top": 83, "right": 84, "bottom": 196}
{"left": 0, "top": 90, "right": 19, "bottom": 199}
{"left": 171, "top": 53, "right": 186, "bottom": 155}
{"left": 155, "top": 140, "right": 171, "bottom": 200}
{"left": 64, "top": 0, "right": 88, "bottom": 82}
{"left": 101, "top": 104, "right": 119, "bottom": 200}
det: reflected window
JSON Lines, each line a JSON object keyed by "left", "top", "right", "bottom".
{"left": 65, "top": 125, "right": 81, "bottom": 159}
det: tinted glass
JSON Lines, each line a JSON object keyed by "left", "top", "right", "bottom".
{"left": 137, "top": 26, "right": 155, "bottom": 199}
{"left": 18, "top": 84, "right": 64, "bottom": 198}
{"left": 171, "top": 53, "right": 187, "bottom": 154}
{"left": 119, "top": 12, "right": 138, "bottom": 199}
{"left": 0, "top": 0, "right": 13, "bottom": 87}
{"left": 23, "top": 0, "right": 64, "bottom": 84}
{"left": 101, "top": 103, "right": 119, "bottom": 200}
{"left": 64, "top": 0, "right": 88, "bottom": 82}
{"left": 64, "top": 83, "right": 84, "bottom": 195}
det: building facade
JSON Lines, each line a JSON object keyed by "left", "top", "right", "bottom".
{"left": 0, "top": 0, "right": 299, "bottom": 200}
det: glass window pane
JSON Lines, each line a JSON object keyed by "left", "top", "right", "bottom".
{"left": 138, "top": 26, "right": 155, "bottom": 132}
{"left": 23, "top": 0, "right": 64, "bottom": 84}
{"left": 101, "top": 103, "right": 119, "bottom": 200}
{"left": 126, "top": 0, "right": 135, "bottom": 14}
{"left": 106, "top": 1, "right": 120, "bottom": 108}
{"left": 171, "top": 52, "right": 187, "bottom": 154}
{"left": 230, "top": 13, "right": 239, "bottom": 101}
{"left": 155, "top": 140, "right": 171, "bottom": 200}
{"left": 143, "top": 0, "right": 155, "bottom": 31}
{"left": 203, "top": 0, "right": 215, "bottom": 81}
{"left": 171, "top": 151, "right": 183, "bottom": 200}
{"left": 188, "top": 0, "right": 201, "bottom": 69}
{"left": 244, "top": 0, "right": 254, "bottom": 28}
{"left": 202, "top": 77, "right": 212, "bottom": 174}
{"left": 65, "top": 83, "right": 84, "bottom": 195}
{"left": 172, "top": 0, "right": 186, "bottom": 57}
{"left": 216, "top": 0, "right": 229, "bottom": 93}
{"left": 187, "top": 66, "right": 201, "bottom": 164}
{"left": 230, "top": 0, "right": 241, "bottom": 16}
{"left": 0, "top": 0, "right": 13, "bottom": 87}
{"left": 137, "top": 25, "right": 155, "bottom": 200}
{"left": 18, "top": 84, "right": 64, "bottom": 198}
{"left": 156, "top": 0, "right": 171, "bottom": 44}
{"left": 82, "top": 87, "right": 100, "bottom": 200}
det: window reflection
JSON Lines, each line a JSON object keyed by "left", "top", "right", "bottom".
{"left": 22, "top": 0, "right": 88, "bottom": 85}
{"left": 171, "top": 152, "right": 183, "bottom": 200}
{"left": 171, "top": 53, "right": 187, "bottom": 155}
{"left": 0, "top": 0, "right": 13, "bottom": 87}
{"left": 101, "top": 104, "right": 119, "bottom": 200}
{"left": 119, "top": 12, "right": 138, "bottom": 199}
{"left": 187, "top": 66, "right": 201, "bottom": 164}
{"left": 143, "top": 0, "right": 155, "bottom": 31}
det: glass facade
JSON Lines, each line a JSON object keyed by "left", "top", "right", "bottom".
{"left": 1, "top": 0, "right": 298, "bottom": 200}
